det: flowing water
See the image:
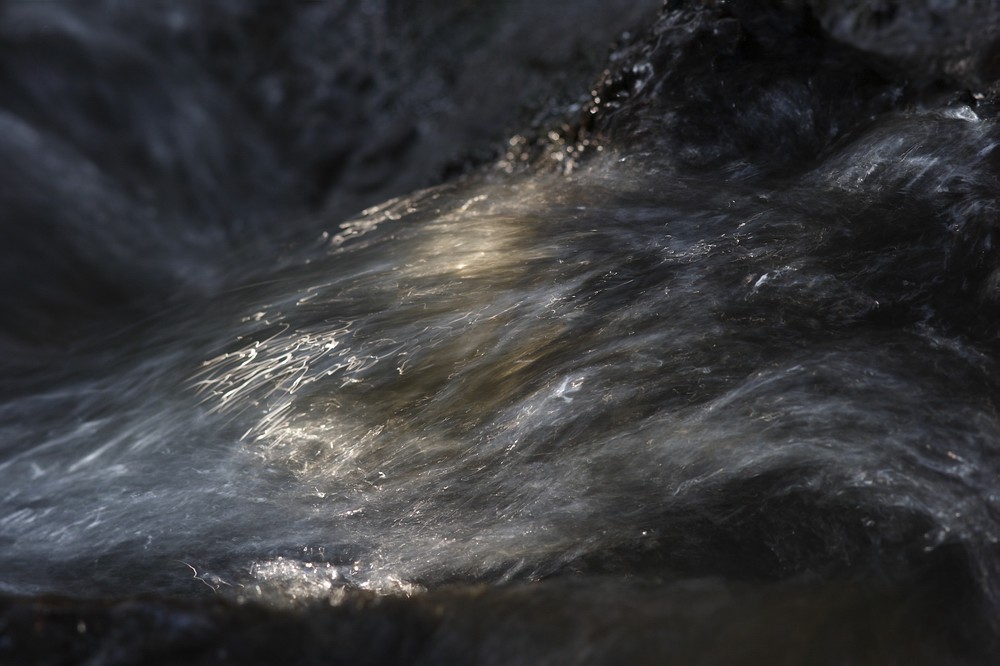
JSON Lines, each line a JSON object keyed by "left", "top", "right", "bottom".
{"left": 2, "top": 1, "right": 1000, "bottom": 663}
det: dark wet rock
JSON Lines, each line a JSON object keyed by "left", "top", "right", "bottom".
{"left": 0, "top": 574, "right": 986, "bottom": 665}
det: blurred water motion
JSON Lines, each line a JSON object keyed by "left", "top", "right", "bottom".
{"left": 2, "top": 1, "right": 1000, "bottom": 663}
